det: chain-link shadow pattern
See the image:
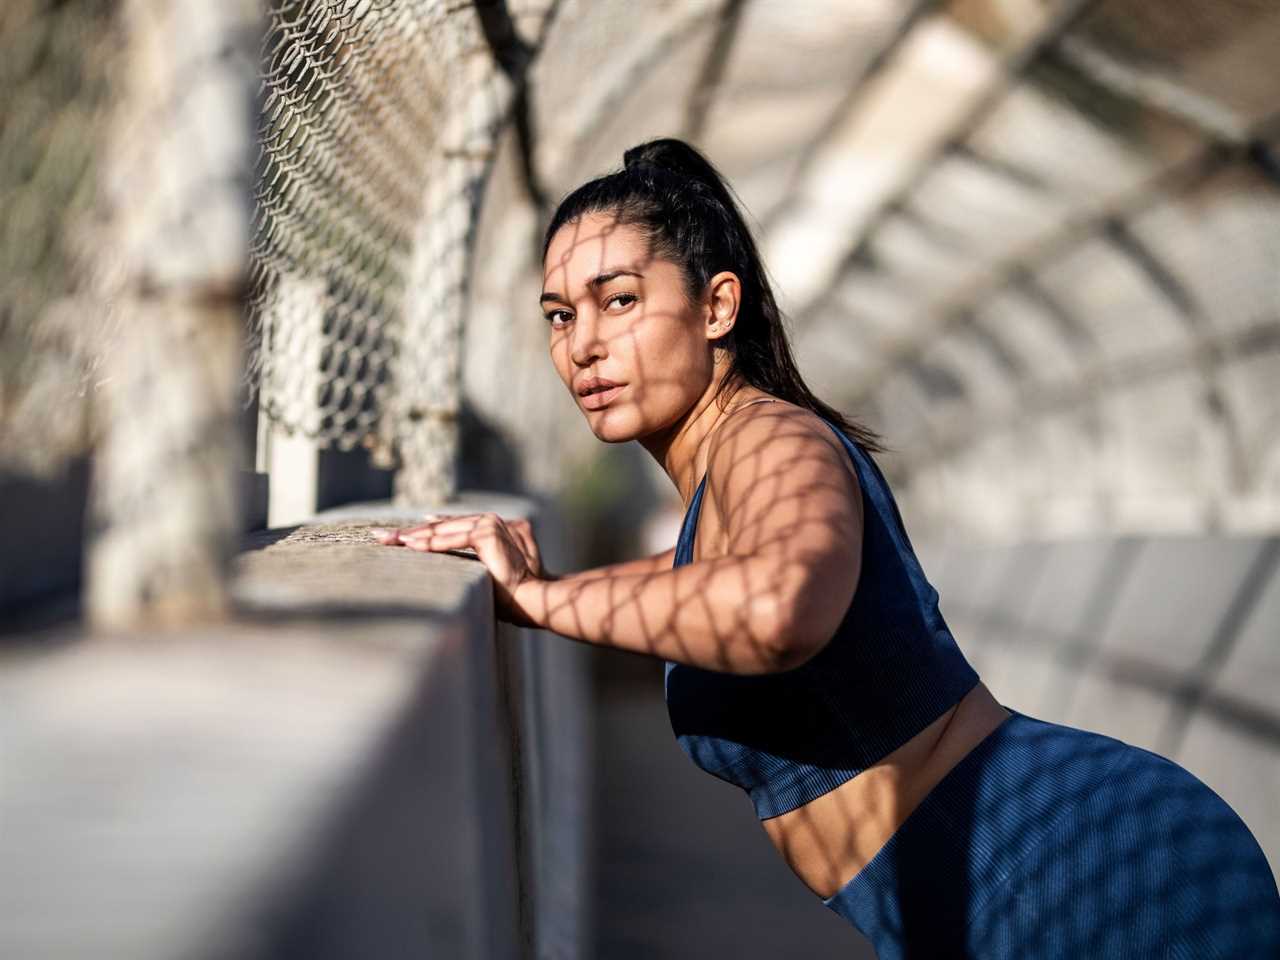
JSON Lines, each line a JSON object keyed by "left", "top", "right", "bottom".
{"left": 381, "top": 172, "right": 1280, "bottom": 951}
{"left": 826, "top": 711, "right": 1280, "bottom": 959}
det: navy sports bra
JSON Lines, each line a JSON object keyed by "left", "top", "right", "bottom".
{"left": 663, "top": 414, "right": 979, "bottom": 819}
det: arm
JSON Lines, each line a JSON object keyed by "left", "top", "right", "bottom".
{"left": 547, "top": 546, "right": 676, "bottom": 583}
{"left": 514, "top": 549, "right": 823, "bottom": 673}
{"left": 382, "top": 408, "right": 863, "bottom": 675}
{"left": 514, "top": 409, "right": 863, "bottom": 674}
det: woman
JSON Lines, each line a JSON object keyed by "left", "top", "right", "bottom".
{"left": 379, "top": 138, "right": 1280, "bottom": 957}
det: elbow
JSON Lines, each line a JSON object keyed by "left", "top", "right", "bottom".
{"left": 758, "top": 643, "right": 811, "bottom": 675}
{"left": 764, "top": 616, "right": 829, "bottom": 673}
{"left": 733, "top": 554, "right": 850, "bottom": 675}
{"left": 746, "top": 581, "right": 830, "bottom": 674}
{"left": 757, "top": 568, "right": 839, "bottom": 670}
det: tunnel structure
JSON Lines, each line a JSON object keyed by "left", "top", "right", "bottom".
{"left": 2, "top": 1, "right": 1278, "bottom": 958}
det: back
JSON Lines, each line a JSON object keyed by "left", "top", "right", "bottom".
{"left": 663, "top": 418, "right": 979, "bottom": 819}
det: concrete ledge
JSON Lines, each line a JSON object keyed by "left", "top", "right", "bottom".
{"left": 0, "top": 499, "right": 590, "bottom": 960}
{"left": 235, "top": 519, "right": 490, "bottom": 618}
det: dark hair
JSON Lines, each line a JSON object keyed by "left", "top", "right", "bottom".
{"left": 541, "top": 137, "right": 885, "bottom": 454}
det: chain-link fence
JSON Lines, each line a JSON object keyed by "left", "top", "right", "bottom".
{"left": 0, "top": 0, "right": 116, "bottom": 477}
{"left": 4, "top": 0, "right": 1278, "bottom": 624}
{"left": 248, "top": 0, "right": 559, "bottom": 504}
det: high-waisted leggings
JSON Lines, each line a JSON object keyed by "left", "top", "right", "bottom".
{"left": 821, "top": 710, "right": 1280, "bottom": 959}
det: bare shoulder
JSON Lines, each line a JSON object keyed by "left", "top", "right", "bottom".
{"left": 706, "top": 399, "right": 860, "bottom": 497}
{"left": 705, "top": 399, "right": 863, "bottom": 554}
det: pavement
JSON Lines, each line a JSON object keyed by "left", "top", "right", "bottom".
{"left": 589, "top": 651, "right": 875, "bottom": 958}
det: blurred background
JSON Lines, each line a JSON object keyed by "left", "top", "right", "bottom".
{"left": 2, "top": 1, "right": 1278, "bottom": 957}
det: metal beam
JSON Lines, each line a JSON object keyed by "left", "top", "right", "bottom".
{"left": 897, "top": 313, "right": 1280, "bottom": 474}
{"left": 682, "top": 0, "right": 748, "bottom": 143}
{"left": 810, "top": 0, "right": 1102, "bottom": 319}
{"left": 844, "top": 138, "right": 1239, "bottom": 408}
{"left": 1051, "top": 33, "right": 1251, "bottom": 145}
{"left": 1157, "top": 537, "right": 1280, "bottom": 755}
{"left": 539, "top": 3, "right": 718, "bottom": 184}
{"left": 758, "top": 0, "right": 941, "bottom": 233}
{"left": 474, "top": 0, "right": 567, "bottom": 215}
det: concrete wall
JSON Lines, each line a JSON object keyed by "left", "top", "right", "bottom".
{"left": 0, "top": 496, "right": 591, "bottom": 960}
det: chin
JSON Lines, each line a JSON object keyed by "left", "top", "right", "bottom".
{"left": 584, "top": 408, "right": 645, "bottom": 444}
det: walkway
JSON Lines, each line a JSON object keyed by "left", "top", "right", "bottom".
{"left": 590, "top": 652, "right": 874, "bottom": 958}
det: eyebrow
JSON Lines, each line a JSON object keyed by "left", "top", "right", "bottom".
{"left": 539, "top": 268, "right": 643, "bottom": 305}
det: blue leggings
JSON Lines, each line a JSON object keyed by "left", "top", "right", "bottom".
{"left": 822, "top": 711, "right": 1280, "bottom": 959}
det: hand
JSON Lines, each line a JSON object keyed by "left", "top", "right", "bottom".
{"left": 374, "top": 513, "right": 548, "bottom": 626}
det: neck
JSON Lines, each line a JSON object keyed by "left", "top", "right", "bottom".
{"left": 638, "top": 368, "right": 753, "bottom": 505}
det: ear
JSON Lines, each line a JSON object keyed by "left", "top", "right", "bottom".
{"left": 704, "top": 270, "right": 741, "bottom": 343}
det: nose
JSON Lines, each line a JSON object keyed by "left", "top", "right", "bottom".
{"left": 569, "top": 309, "right": 607, "bottom": 367}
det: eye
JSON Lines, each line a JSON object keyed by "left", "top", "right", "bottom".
{"left": 605, "top": 292, "right": 637, "bottom": 311}
{"left": 545, "top": 309, "right": 573, "bottom": 328}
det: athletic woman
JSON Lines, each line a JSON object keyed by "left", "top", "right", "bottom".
{"left": 379, "top": 138, "right": 1280, "bottom": 958}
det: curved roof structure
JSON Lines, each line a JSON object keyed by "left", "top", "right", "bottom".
{"left": 464, "top": 0, "right": 1280, "bottom": 539}
{"left": 5, "top": 0, "right": 1277, "bottom": 546}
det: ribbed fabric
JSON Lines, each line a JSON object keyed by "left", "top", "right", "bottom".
{"left": 823, "top": 710, "right": 1280, "bottom": 958}
{"left": 663, "top": 418, "right": 979, "bottom": 820}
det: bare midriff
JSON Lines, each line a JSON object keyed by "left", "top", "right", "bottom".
{"left": 760, "top": 682, "right": 1011, "bottom": 900}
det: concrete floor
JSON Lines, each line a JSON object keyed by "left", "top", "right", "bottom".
{"left": 589, "top": 651, "right": 875, "bottom": 958}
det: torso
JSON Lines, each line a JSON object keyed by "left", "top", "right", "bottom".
{"left": 761, "top": 684, "right": 1009, "bottom": 898}
{"left": 690, "top": 400, "right": 1010, "bottom": 899}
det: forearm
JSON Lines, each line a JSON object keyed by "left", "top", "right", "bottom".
{"left": 515, "top": 552, "right": 809, "bottom": 675}
{"left": 548, "top": 547, "right": 676, "bottom": 584}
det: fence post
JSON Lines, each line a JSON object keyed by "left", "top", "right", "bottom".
{"left": 394, "top": 13, "right": 510, "bottom": 506}
{"left": 84, "top": 0, "right": 261, "bottom": 628}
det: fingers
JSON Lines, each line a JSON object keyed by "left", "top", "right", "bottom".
{"left": 372, "top": 514, "right": 497, "bottom": 543}
{"left": 389, "top": 513, "right": 503, "bottom": 550}
{"left": 372, "top": 525, "right": 474, "bottom": 548}
{"left": 377, "top": 516, "right": 446, "bottom": 541}
{"left": 417, "top": 513, "right": 530, "bottom": 531}
{"left": 373, "top": 513, "right": 532, "bottom": 559}
{"left": 400, "top": 528, "right": 474, "bottom": 553}
{"left": 403, "top": 514, "right": 496, "bottom": 543}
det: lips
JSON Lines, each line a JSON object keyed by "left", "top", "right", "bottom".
{"left": 577, "top": 377, "right": 625, "bottom": 410}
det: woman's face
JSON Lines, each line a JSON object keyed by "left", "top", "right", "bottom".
{"left": 541, "top": 211, "right": 714, "bottom": 443}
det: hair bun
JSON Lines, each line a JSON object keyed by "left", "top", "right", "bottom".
{"left": 623, "top": 138, "right": 715, "bottom": 184}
